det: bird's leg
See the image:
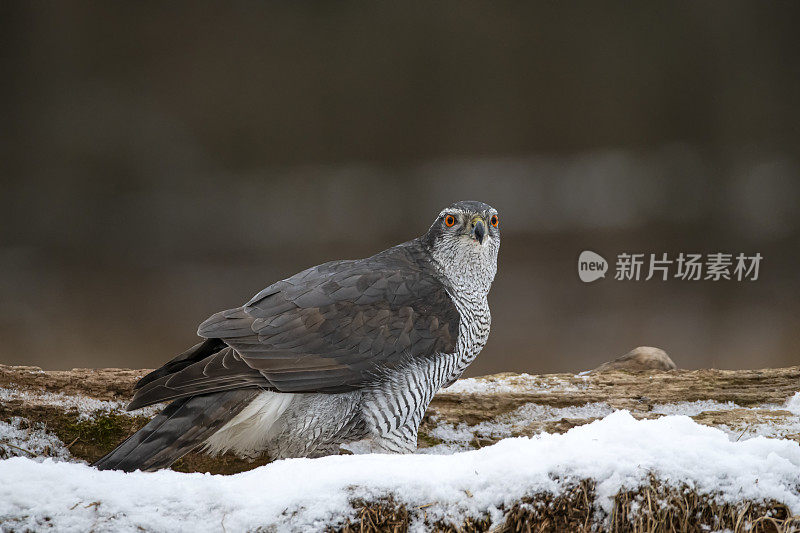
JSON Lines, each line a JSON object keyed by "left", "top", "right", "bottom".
{"left": 364, "top": 426, "right": 418, "bottom": 454}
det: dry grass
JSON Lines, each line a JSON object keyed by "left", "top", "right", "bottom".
{"left": 609, "top": 478, "right": 800, "bottom": 533}
{"left": 334, "top": 479, "right": 800, "bottom": 533}
{"left": 500, "top": 480, "right": 595, "bottom": 532}
{"left": 337, "top": 498, "right": 409, "bottom": 533}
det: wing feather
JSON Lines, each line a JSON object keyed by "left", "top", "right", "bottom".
{"left": 130, "top": 242, "right": 459, "bottom": 408}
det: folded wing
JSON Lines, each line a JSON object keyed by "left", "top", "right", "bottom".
{"left": 129, "top": 246, "right": 459, "bottom": 410}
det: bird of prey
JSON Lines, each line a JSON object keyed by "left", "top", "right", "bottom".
{"left": 94, "top": 200, "right": 500, "bottom": 472}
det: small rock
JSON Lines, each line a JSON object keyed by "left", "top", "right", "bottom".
{"left": 591, "top": 346, "right": 677, "bottom": 373}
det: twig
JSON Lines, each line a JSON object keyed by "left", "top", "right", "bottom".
{"left": 67, "top": 437, "right": 80, "bottom": 449}
{"left": 0, "top": 440, "right": 35, "bottom": 456}
{"left": 736, "top": 425, "right": 750, "bottom": 442}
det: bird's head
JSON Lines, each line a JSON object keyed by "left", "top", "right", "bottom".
{"left": 422, "top": 200, "right": 500, "bottom": 293}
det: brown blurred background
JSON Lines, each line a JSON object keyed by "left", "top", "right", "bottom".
{"left": 1, "top": 2, "right": 799, "bottom": 376}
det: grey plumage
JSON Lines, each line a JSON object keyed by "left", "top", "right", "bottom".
{"left": 94, "top": 200, "right": 500, "bottom": 471}
{"left": 92, "top": 389, "right": 260, "bottom": 471}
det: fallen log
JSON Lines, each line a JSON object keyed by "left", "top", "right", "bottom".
{"left": 2, "top": 364, "right": 799, "bottom": 470}
{"left": 2, "top": 364, "right": 800, "bottom": 531}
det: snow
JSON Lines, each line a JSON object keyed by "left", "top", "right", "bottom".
{"left": 423, "top": 402, "right": 615, "bottom": 453}
{"left": 2, "top": 411, "right": 800, "bottom": 532}
{"left": 0, "top": 387, "right": 162, "bottom": 420}
{"left": 785, "top": 392, "right": 800, "bottom": 415}
{"left": 445, "top": 374, "right": 584, "bottom": 394}
{"left": 648, "top": 398, "right": 800, "bottom": 441}
{"left": 718, "top": 411, "right": 800, "bottom": 442}
{"left": 0, "top": 417, "right": 71, "bottom": 461}
{"left": 651, "top": 400, "right": 745, "bottom": 416}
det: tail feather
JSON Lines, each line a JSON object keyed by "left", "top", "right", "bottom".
{"left": 134, "top": 338, "right": 227, "bottom": 391}
{"left": 93, "top": 389, "right": 260, "bottom": 472}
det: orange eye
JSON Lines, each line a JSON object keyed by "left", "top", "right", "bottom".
{"left": 490, "top": 214, "right": 499, "bottom": 227}
{"left": 444, "top": 214, "right": 456, "bottom": 227}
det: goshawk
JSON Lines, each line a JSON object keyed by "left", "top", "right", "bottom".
{"left": 94, "top": 200, "right": 500, "bottom": 471}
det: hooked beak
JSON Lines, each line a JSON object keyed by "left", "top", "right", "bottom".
{"left": 470, "top": 216, "right": 486, "bottom": 244}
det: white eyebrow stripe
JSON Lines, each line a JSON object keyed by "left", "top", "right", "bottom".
{"left": 437, "top": 208, "right": 467, "bottom": 218}
{"left": 436, "top": 207, "right": 499, "bottom": 220}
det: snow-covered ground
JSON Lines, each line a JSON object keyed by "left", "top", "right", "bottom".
{"left": 2, "top": 371, "right": 800, "bottom": 531}
{"left": 2, "top": 411, "right": 800, "bottom": 532}
{"left": 0, "top": 417, "right": 71, "bottom": 461}
{"left": 421, "top": 401, "right": 616, "bottom": 454}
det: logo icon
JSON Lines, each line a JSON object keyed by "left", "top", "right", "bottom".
{"left": 578, "top": 250, "right": 608, "bottom": 282}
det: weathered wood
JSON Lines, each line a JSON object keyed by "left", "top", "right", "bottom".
{"left": 2, "top": 364, "right": 799, "bottom": 473}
